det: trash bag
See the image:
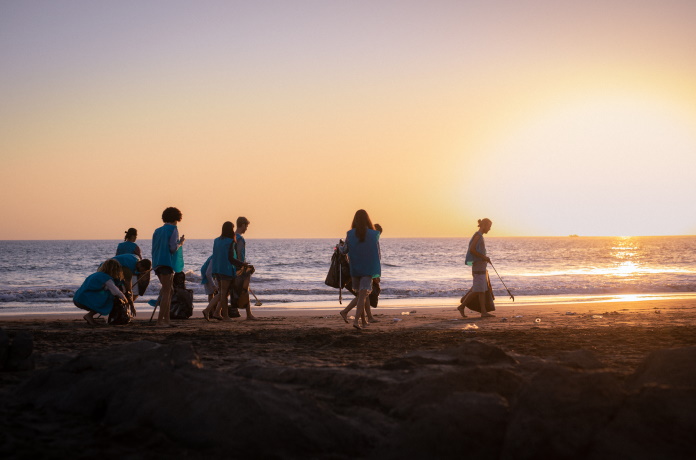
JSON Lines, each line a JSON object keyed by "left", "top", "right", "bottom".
{"left": 170, "top": 272, "right": 193, "bottom": 319}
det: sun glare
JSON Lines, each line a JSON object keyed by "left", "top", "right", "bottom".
{"left": 461, "top": 93, "right": 696, "bottom": 236}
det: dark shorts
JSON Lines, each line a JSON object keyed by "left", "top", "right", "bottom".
{"left": 74, "top": 300, "right": 91, "bottom": 312}
{"left": 155, "top": 266, "right": 174, "bottom": 276}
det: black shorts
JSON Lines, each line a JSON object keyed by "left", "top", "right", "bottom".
{"left": 155, "top": 266, "right": 174, "bottom": 276}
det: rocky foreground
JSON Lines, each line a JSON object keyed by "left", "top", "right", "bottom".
{"left": 1, "top": 320, "right": 695, "bottom": 459}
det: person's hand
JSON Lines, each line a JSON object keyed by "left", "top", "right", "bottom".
{"left": 179, "top": 235, "right": 186, "bottom": 245}
{"left": 485, "top": 256, "right": 491, "bottom": 263}
{"left": 375, "top": 223, "right": 383, "bottom": 234}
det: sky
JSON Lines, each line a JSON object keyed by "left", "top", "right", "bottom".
{"left": 1, "top": 0, "right": 696, "bottom": 239}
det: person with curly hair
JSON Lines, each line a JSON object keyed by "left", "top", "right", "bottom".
{"left": 152, "top": 207, "right": 185, "bottom": 327}
{"left": 74, "top": 259, "right": 128, "bottom": 326}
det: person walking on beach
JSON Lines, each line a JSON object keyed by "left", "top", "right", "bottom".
{"left": 202, "top": 221, "right": 247, "bottom": 321}
{"left": 152, "top": 207, "right": 185, "bottom": 327}
{"left": 458, "top": 218, "right": 495, "bottom": 318}
{"left": 74, "top": 259, "right": 129, "bottom": 326}
{"left": 340, "top": 210, "right": 381, "bottom": 330}
{"left": 234, "top": 216, "right": 258, "bottom": 320}
{"left": 116, "top": 228, "right": 142, "bottom": 259}
{"left": 340, "top": 223, "right": 383, "bottom": 325}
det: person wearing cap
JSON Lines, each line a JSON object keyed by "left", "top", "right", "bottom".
{"left": 116, "top": 228, "right": 142, "bottom": 259}
{"left": 234, "top": 216, "right": 258, "bottom": 320}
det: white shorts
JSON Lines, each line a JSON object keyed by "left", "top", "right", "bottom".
{"left": 472, "top": 272, "right": 488, "bottom": 293}
{"left": 352, "top": 276, "right": 373, "bottom": 293}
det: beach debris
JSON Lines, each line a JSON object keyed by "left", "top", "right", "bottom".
{"left": 565, "top": 311, "right": 576, "bottom": 315}
{"left": 401, "top": 312, "right": 410, "bottom": 316}
{"left": 591, "top": 315, "right": 603, "bottom": 319}
{"left": 535, "top": 318, "right": 541, "bottom": 323}
{"left": 409, "top": 310, "right": 417, "bottom": 314}
{"left": 349, "top": 316, "right": 355, "bottom": 320}
{"left": 392, "top": 318, "right": 403, "bottom": 323}
{"left": 501, "top": 317, "right": 508, "bottom": 322}
{"left": 654, "top": 310, "right": 661, "bottom": 314}
{"left": 514, "top": 315, "right": 524, "bottom": 318}
{"left": 463, "top": 323, "right": 479, "bottom": 330}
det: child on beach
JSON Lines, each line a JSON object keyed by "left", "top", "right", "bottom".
{"left": 458, "top": 218, "right": 495, "bottom": 318}
{"left": 74, "top": 259, "right": 129, "bottom": 326}
{"left": 340, "top": 210, "right": 381, "bottom": 330}
{"left": 116, "top": 228, "right": 142, "bottom": 259}
{"left": 202, "top": 221, "right": 247, "bottom": 321}
{"left": 152, "top": 207, "right": 185, "bottom": 328}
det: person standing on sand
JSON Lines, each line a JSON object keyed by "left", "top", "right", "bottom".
{"left": 116, "top": 228, "right": 142, "bottom": 259}
{"left": 152, "top": 207, "right": 185, "bottom": 328}
{"left": 200, "top": 255, "right": 218, "bottom": 301}
{"left": 340, "top": 209, "right": 381, "bottom": 330}
{"left": 202, "top": 221, "right": 247, "bottom": 321}
{"left": 74, "top": 259, "right": 129, "bottom": 326}
{"left": 458, "top": 218, "right": 495, "bottom": 318}
{"left": 234, "top": 216, "right": 258, "bottom": 320}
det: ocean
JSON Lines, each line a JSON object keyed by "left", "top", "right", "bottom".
{"left": 1, "top": 236, "right": 696, "bottom": 315}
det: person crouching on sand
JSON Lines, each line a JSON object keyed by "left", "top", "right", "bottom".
{"left": 458, "top": 218, "right": 495, "bottom": 318}
{"left": 152, "top": 207, "right": 185, "bottom": 328}
{"left": 341, "top": 209, "right": 381, "bottom": 330}
{"left": 111, "top": 254, "right": 152, "bottom": 315}
{"left": 74, "top": 259, "right": 129, "bottom": 326}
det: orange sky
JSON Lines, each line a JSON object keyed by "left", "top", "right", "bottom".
{"left": 1, "top": 1, "right": 696, "bottom": 239}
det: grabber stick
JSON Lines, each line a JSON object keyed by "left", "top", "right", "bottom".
{"left": 489, "top": 262, "right": 515, "bottom": 301}
{"left": 249, "top": 288, "right": 262, "bottom": 306}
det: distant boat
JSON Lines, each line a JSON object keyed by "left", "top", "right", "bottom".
{"left": 569, "top": 234, "right": 579, "bottom": 238}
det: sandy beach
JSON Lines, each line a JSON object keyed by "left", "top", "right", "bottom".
{"left": 2, "top": 297, "right": 696, "bottom": 459}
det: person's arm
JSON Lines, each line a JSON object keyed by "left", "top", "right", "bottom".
{"left": 134, "top": 245, "right": 142, "bottom": 259}
{"left": 469, "top": 233, "right": 490, "bottom": 262}
{"left": 105, "top": 279, "right": 128, "bottom": 301}
{"left": 169, "top": 228, "right": 185, "bottom": 254}
{"left": 228, "top": 243, "right": 247, "bottom": 268}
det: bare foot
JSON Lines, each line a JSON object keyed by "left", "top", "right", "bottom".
{"left": 353, "top": 323, "right": 362, "bottom": 330}
{"left": 481, "top": 313, "right": 496, "bottom": 318}
{"left": 339, "top": 311, "right": 349, "bottom": 323}
{"left": 202, "top": 309, "right": 210, "bottom": 322}
{"left": 457, "top": 304, "right": 468, "bottom": 318}
{"left": 246, "top": 315, "right": 259, "bottom": 321}
{"left": 83, "top": 313, "right": 98, "bottom": 326}
{"left": 155, "top": 321, "right": 174, "bottom": 328}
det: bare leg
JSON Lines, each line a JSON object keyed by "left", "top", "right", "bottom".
{"left": 245, "top": 306, "right": 257, "bottom": 320}
{"left": 353, "top": 289, "right": 369, "bottom": 329}
{"left": 215, "top": 280, "right": 233, "bottom": 321}
{"left": 458, "top": 290, "right": 475, "bottom": 318}
{"left": 340, "top": 297, "right": 358, "bottom": 323}
{"left": 366, "top": 301, "right": 377, "bottom": 322}
{"left": 202, "top": 293, "right": 220, "bottom": 321}
{"left": 480, "top": 292, "right": 495, "bottom": 317}
{"left": 156, "top": 273, "right": 174, "bottom": 327}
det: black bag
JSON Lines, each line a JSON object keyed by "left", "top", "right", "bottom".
{"left": 170, "top": 272, "right": 194, "bottom": 319}
{"left": 325, "top": 244, "right": 351, "bottom": 290}
{"left": 108, "top": 297, "right": 132, "bottom": 325}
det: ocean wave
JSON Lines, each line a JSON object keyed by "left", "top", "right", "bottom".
{"left": 0, "top": 288, "right": 76, "bottom": 302}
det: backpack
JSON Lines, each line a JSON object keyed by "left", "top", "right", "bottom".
{"left": 108, "top": 297, "right": 132, "bottom": 325}
{"left": 170, "top": 272, "right": 194, "bottom": 319}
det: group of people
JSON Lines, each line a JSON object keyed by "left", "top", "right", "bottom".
{"left": 73, "top": 205, "right": 496, "bottom": 329}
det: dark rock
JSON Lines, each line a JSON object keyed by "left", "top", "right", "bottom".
{"left": 379, "top": 392, "right": 509, "bottom": 460}
{"left": 0, "top": 328, "right": 9, "bottom": 370}
{"left": 16, "top": 340, "right": 373, "bottom": 458}
{"left": 5, "top": 331, "right": 34, "bottom": 371}
{"left": 383, "top": 340, "right": 516, "bottom": 370}
{"left": 589, "top": 386, "right": 696, "bottom": 459}
{"left": 554, "top": 349, "right": 606, "bottom": 370}
{"left": 502, "top": 365, "right": 625, "bottom": 460}
{"left": 628, "top": 346, "right": 696, "bottom": 390}
{"left": 383, "top": 367, "right": 525, "bottom": 417}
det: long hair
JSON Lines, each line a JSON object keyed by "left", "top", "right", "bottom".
{"left": 351, "top": 209, "right": 374, "bottom": 242}
{"left": 99, "top": 259, "right": 124, "bottom": 281}
{"left": 221, "top": 221, "right": 236, "bottom": 241}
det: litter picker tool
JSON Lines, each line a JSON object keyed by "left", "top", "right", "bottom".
{"left": 249, "top": 288, "right": 262, "bottom": 306}
{"left": 489, "top": 262, "right": 515, "bottom": 301}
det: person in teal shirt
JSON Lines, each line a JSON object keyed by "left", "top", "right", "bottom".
{"left": 340, "top": 209, "right": 381, "bottom": 330}
{"left": 152, "top": 207, "right": 185, "bottom": 327}
{"left": 74, "top": 259, "right": 128, "bottom": 326}
{"left": 116, "top": 228, "right": 142, "bottom": 258}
